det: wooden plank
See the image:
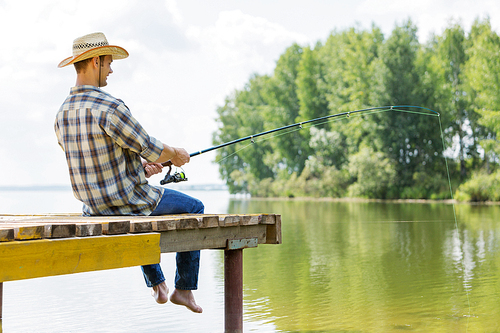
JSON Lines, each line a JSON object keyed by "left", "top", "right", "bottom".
{"left": 0, "top": 233, "right": 161, "bottom": 282}
{"left": 0, "top": 228, "right": 14, "bottom": 242}
{"left": 155, "top": 217, "right": 200, "bottom": 231}
{"left": 176, "top": 217, "right": 198, "bottom": 230}
{"left": 0, "top": 224, "right": 45, "bottom": 240}
{"left": 159, "top": 225, "right": 267, "bottom": 253}
{"left": 0, "top": 215, "right": 218, "bottom": 233}
{"left": 0, "top": 218, "right": 102, "bottom": 239}
{"left": 3, "top": 219, "right": 103, "bottom": 238}
{"left": 76, "top": 223, "right": 103, "bottom": 237}
{"left": 153, "top": 216, "right": 206, "bottom": 231}
{"left": 130, "top": 220, "right": 153, "bottom": 233}
{"left": 44, "top": 224, "right": 76, "bottom": 238}
{"left": 101, "top": 220, "right": 130, "bottom": 235}
{"left": 198, "top": 215, "right": 219, "bottom": 228}
{"left": 239, "top": 214, "right": 261, "bottom": 226}
{"left": 265, "top": 215, "right": 282, "bottom": 244}
{"left": 27, "top": 220, "right": 103, "bottom": 238}
{"left": 0, "top": 214, "right": 242, "bottom": 225}
{"left": 217, "top": 214, "right": 268, "bottom": 226}
{"left": 15, "top": 225, "right": 44, "bottom": 240}
{"left": 155, "top": 219, "right": 177, "bottom": 231}
{"left": 152, "top": 215, "right": 218, "bottom": 229}
{"left": 259, "top": 214, "right": 276, "bottom": 225}
{"left": 220, "top": 215, "right": 240, "bottom": 227}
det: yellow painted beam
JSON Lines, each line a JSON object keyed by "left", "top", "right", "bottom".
{"left": 0, "top": 233, "right": 160, "bottom": 282}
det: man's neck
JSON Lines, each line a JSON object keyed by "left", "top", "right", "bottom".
{"left": 76, "top": 77, "right": 98, "bottom": 87}
{"left": 75, "top": 71, "right": 99, "bottom": 87}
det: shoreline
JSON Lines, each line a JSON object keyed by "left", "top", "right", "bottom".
{"left": 232, "top": 195, "right": 500, "bottom": 206}
{"left": 1, "top": 186, "right": 498, "bottom": 206}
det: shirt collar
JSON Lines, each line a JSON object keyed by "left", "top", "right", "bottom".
{"left": 70, "top": 85, "right": 104, "bottom": 95}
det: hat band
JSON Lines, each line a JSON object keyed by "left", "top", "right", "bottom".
{"left": 73, "top": 40, "right": 109, "bottom": 51}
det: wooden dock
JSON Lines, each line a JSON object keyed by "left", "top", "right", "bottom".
{"left": 0, "top": 213, "right": 282, "bottom": 333}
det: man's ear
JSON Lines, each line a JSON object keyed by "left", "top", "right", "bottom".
{"left": 93, "top": 56, "right": 100, "bottom": 68}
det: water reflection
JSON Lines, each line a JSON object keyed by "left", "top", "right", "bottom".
{"left": 2, "top": 189, "right": 499, "bottom": 332}
{"left": 231, "top": 200, "right": 500, "bottom": 332}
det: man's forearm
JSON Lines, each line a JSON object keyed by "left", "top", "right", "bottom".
{"left": 154, "top": 144, "right": 178, "bottom": 164}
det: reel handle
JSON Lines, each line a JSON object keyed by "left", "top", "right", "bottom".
{"left": 159, "top": 163, "right": 188, "bottom": 185}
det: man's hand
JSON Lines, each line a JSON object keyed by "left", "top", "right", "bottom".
{"left": 154, "top": 144, "right": 190, "bottom": 166}
{"left": 143, "top": 162, "right": 163, "bottom": 178}
{"left": 170, "top": 147, "right": 190, "bottom": 167}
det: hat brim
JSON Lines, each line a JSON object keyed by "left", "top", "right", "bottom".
{"left": 58, "top": 45, "right": 129, "bottom": 68}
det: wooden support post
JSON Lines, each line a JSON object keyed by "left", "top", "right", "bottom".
{"left": 224, "top": 248, "right": 243, "bottom": 333}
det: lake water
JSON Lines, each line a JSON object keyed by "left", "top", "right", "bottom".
{"left": 1, "top": 189, "right": 499, "bottom": 332}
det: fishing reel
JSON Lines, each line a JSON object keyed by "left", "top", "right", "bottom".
{"left": 160, "top": 165, "right": 188, "bottom": 185}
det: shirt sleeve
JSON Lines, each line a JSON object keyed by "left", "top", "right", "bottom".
{"left": 97, "top": 102, "right": 163, "bottom": 163}
{"left": 54, "top": 118, "right": 64, "bottom": 151}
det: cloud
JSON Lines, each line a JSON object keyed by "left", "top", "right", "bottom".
{"left": 165, "top": 0, "right": 184, "bottom": 26}
{"left": 106, "top": 1, "right": 194, "bottom": 53}
{"left": 189, "top": 10, "right": 308, "bottom": 76}
{"left": 357, "top": 0, "right": 434, "bottom": 14}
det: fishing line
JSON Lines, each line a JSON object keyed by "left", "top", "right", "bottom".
{"left": 439, "top": 115, "right": 472, "bottom": 329}
{"left": 326, "top": 219, "right": 459, "bottom": 224}
{"left": 206, "top": 105, "right": 472, "bottom": 327}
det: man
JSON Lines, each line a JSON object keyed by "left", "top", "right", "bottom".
{"left": 55, "top": 32, "right": 202, "bottom": 313}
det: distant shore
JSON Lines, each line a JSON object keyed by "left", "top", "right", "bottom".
{"left": 243, "top": 195, "right": 500, "bottom": 205}
{"left": 2, "top": 186, "right": 497, "bottom": 205}
{"left": 0, "top": 184, "right": 229, "bottom": 192}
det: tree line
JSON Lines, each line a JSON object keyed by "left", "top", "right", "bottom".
{"left": 212, "top": 18, "right": 500, "bottom": 202}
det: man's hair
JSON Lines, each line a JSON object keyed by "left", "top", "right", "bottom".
{"left": 74, "top": 56, "right": 106, "bottom": 74}
{"left": 74, "top": 58, "right": 93, "bottom": 73}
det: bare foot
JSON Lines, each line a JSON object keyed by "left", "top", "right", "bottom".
{"left": 170, "top": 289, "right": 203, "bottom": 313}
{"left": 152, "top": 282, "right": 169, "bottom": 304}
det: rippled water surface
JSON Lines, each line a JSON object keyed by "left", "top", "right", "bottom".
{"left": 1, "top": 189, "right": 500, "bottom": 332}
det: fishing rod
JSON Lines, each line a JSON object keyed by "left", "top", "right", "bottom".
{"left": 159, "top": 105, "right": 439, "bottom": 185}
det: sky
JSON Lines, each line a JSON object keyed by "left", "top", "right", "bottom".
{"left": 0, "top": 0, "right": 498, "bottom": 187}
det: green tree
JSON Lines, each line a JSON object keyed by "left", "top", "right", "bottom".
{"left": 296, "top": 43, "right": 329, "bottom": 122}
{"left": 455, "top": 18, "right": 500, "bottom": 201}
{"left": 373, "top": 19, "right": 444, "bottom": 196}
{"left": 317, "top": 25, "right": 384, "bottom": 166}
{"left": 213, "top": 75, "right": 275, "bottom": 192}
{"left": 262, "top": 43, "right": 308, "bottom": 176}
{"left": 465, "top": 18, "right": 500, "bottom": 170}
{"left": 466, "top": 18, "right": 500, "bottom": 111}
{"left": 434, "top": 21, "right": 477, "bottom": 179}
{"left": 213, "top": 94, "right": 246, "bottom": 193}
{"left": 347, "top": 146, "right": 396, "bottom": 198}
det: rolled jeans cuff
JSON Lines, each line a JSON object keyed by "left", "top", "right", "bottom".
{"left": 141, "top": 264, "right": 165, "bottom": 288}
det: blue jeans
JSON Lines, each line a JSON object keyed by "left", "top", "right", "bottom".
{"left": 141, "top": 188, "right": 204, "bottom": 290}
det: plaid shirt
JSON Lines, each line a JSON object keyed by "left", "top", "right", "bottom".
{"left": 55, "top": 85, "right": 164, "bottom": 216}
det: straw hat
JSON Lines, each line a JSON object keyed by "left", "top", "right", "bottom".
{"left": 58, "top": 32, "right": 129, "bottom": 68}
